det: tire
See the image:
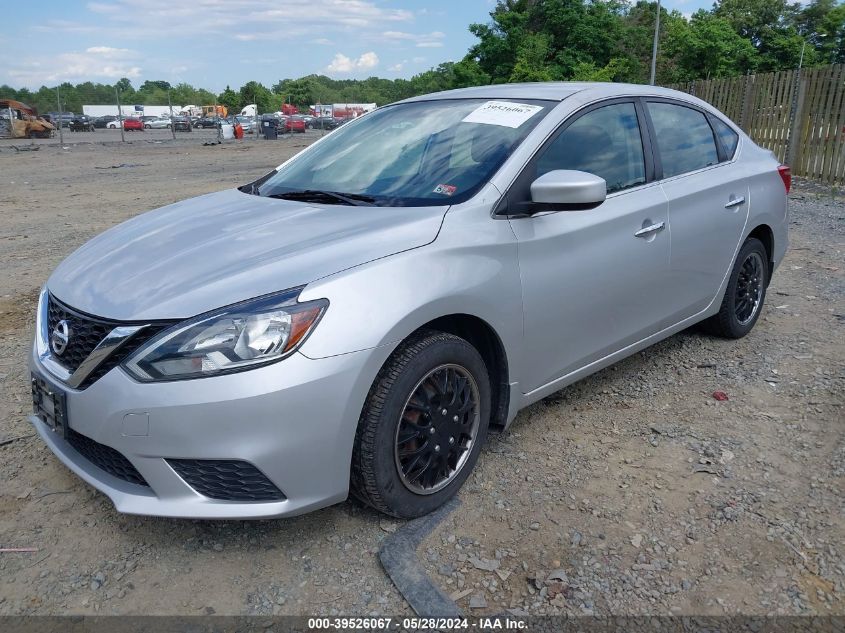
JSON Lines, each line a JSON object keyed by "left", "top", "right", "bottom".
{"left": 702, "top": 237, "right": 769, "bottom": 338}
{"left": 351, "top": 330, "right": 491, "bottom": 518}
{"left": 145, "top": 124, "right": 150, "bottom": 129}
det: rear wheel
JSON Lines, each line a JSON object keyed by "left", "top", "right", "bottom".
{"left": 703, "top": 237, "right": 768, "bottom": 338}
{"left": 351, "top": 331, "right": 490, "bottom": 518}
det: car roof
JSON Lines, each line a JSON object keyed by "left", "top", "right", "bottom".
{"left": 399, "top": 82, "right": 699, "bottom": 104}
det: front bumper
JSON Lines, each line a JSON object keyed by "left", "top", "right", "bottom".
{"left": 29, "top": 343, "right": 388, "bottom": 519}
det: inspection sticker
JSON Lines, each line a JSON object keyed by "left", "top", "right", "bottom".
{"left": 433, "top": 184, "right": 457, "bottom": 196}
{"left": 462, "top": 100, "right": 544, "bottom": 128}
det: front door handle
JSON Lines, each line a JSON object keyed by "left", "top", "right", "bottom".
{"left": 724, "top": 196, "right": 746, "bottom": 208}
{"left": 634, "top": 221, "right": 665, "bottom": 238}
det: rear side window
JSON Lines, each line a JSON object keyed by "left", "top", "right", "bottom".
{"left": 711, "top": 117, "right": 739, "bottom": 159}
{"left": 647, "top": 102, "right": 718, "bottom": 178}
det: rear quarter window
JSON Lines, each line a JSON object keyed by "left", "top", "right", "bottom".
{"left": 711, "top": 117, "right": 740, "bottom": 160}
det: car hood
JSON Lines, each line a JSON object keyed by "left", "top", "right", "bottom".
{"left": 48, "top": 188, "right": 447, "bottom": 320}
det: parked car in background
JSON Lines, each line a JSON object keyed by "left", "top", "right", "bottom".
{"left": 93, "top": 115, "right": 117, "bottom": 129}
{"left": 285, "top": 115, "right": 307, "bottom": 133}
{"left": 313, "top": 116, "right": 341, "bottom": 130}
{"left": 46, "top": 112, "right": 76, "bottom": 128}
{"left": 69, "top": 115, "right": 95, "bottom": 132}
{"left": 28, "top": 83, "right": 788, "bottom": 520}
{"left": 106, "top": 119, "right": 124, "bottom": 129}
{"left": 140, "top": 116, "right": 158, "bottom": 123}
{"left": 301, "top": 114, "right": 315, "bottom": 128}
{"left": 193, "top": 117, "right": 218, "bottom": 129}
{"left": 172, "top": 116, "right": 192, "bottom": 132}
{"left": 145, "top": 118, "right": 172, "bottom": 129}
{"left": 122, "top": 118, "right": 144, "bottom": 131}
{"left": 235, "top": 115, "right": 255, "bottom": 134}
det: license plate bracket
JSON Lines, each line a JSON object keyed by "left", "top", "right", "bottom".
{"left": 31, "top": 374, "right": 68, "bottom": 438}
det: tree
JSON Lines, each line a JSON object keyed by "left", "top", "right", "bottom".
{"left": 139, "top": 80, "right": 172, "bottom": 92}
{"left": 510, "top": 33, "right": 556, "bottom": 82}
{"left": 665, "top": 11, "right": 759, "bottom": 79}
{"left": 217, "top": 85, "right": 240, "bottom": 112}
{"left": 238, "top": 81, "right": 273, "bottom": 113}
{"left": 115, "top": 78, "right": 134, "bottom": 95}
{"left": 714, "top": 0, "right": 798, "bottom": 45}
{"left": 795, "top": 0, "right": 845, "bottom": 64}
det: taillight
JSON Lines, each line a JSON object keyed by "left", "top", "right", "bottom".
{"left": 778, "top": 165, "right": 791, "bottom": 194}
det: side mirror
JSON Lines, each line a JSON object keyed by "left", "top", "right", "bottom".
{"left": 528, "top": 170, "right": 606, "bottom": 212}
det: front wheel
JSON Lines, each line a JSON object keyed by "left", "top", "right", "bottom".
{"left": 703, "top": 237, "right": 769, "bottom": 338}
{"left": 351, "top": 331, "right": 490, "bottom": 518}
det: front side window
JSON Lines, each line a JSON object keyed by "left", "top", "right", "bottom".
{"left": 535, "top": 102, "right": 646, "bottom": 194}
{"left": 711, "top": 116, "right": 739, "bottom": 159}
{"left": 249, "top": 98, "right": 553, "bottom": 207}
{"left": 648, "top": 102, "right": 719, "bottom": 177}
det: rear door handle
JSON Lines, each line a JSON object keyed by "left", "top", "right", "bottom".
{"left": 634, "top": 221, "right": 665, "bottom": 238}
{"left": 724, "top": 196, "right": 746, "bottom": 208}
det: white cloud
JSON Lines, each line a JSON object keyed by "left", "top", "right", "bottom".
{"left": 382, "top": 30, "right": 445, "bottom": 48}
{"left": 357, "top": 51, "right": 379, "bottom": 69}
{"left": 7, "top": 46, "right": 142, "bottom": 84}
{"left": 326, "top": 53, "right": 355, "bottom": 73}
{"left": 388, "top": 63, "right": 403, "bottom": 72}
{"left": 85, "top": 46, "right": 132, "bottom": 55}
{"left": 64, "top": 0, "right": 414, "bottom": 40}
{"left": 325, "top": 51, "right": 379, "bottom": 74}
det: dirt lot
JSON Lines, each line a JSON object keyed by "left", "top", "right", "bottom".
{"left": 0, "top": 137, "right": 842, "bottom": 618}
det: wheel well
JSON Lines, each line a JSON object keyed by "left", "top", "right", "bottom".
{"left": 415, "top": 314, "right": 510, "bottom": 432}
{"left": 747, "top": 224, "right": 774, "bottom": 283}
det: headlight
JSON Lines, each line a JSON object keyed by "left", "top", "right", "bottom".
{"left": 123, "top": 288, "right": 327, "bottom": 381}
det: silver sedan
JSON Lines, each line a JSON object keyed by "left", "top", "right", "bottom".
{"left": 144, "top": 118, "right": 172, "bottom": 129}
{"left": 30, "top": 83, "right": 788, "bottom": 519}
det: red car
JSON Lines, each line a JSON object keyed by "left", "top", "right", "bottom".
{"left": 123, "top": 118, "right": 144, "bottom": 131}
{"left": 285, "top": 116, "right": 307, "bottom": 133}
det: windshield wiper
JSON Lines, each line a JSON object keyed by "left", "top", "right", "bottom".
{"left": 267, "top": 189, "right": 376, "bottom": 206}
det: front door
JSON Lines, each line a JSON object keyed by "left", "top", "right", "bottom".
{"left": 507, "top": 101, "right": 672, "bottom": 393}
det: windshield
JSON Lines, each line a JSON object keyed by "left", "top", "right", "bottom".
{"left": 247, "top": 98, "right": 553, "bottom": 207}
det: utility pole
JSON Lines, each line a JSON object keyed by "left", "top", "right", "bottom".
{"left": 215, "top": 96, "right": 221, "bottom": 143}
{"left": 114, "top": 86, "right": 125, "bottom": 143}
{"left": 168, "top": 90, "right": 176, "bottom": 140}
{"left": 55, "top": 85, "right": 64, "bottom": 145}
{"left": 649, "top": 0, "right": 661, "bottom": 85}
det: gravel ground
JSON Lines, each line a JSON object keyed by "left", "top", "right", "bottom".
{"left": 0, "top": 137, "right": 842, "bottom": 617}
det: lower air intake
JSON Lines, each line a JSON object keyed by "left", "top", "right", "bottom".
{"left": 66, "top": 428, "right": 149, "bottom": 487}
{"left": 167, "top": 459, "right": 285, "bottom": 502}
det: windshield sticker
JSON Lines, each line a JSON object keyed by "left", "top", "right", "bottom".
{"left": 462, "top": 101, "right": 544, "bottom": 128}
{"left": 433, "top": 184, "right": 457, "bottom": 196}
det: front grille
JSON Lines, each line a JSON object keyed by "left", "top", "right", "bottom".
{"left": 66, "top": 428, "right": 149, "bottom": 487}
{"left": 79, "top": 323, "right": 170, "bottom": 388}
{"left": 167, "top": 459, "right": 285, "bottom": 502}
{"left": 47, "top": 297, "right": 118, "bottom": 374}
{"left": 46, "top": 295, "right": 172, "bottom": 389}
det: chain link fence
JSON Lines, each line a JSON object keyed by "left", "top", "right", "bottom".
{"left": 2, "top": 86, "right": 335, "bottom": 148}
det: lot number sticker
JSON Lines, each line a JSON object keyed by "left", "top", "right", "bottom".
{"left": 462, "top": 101, "right": 544, "bottom": 128}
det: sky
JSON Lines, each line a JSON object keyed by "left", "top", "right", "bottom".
{"left": 2, "top": 0, "right": 712, "bottom": 91}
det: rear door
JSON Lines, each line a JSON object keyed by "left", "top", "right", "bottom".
{"left": 644, "top": 100, "right": 750, "bottom": 320}
{"left": 505, "top": 100, "right": 672, "bottom": 393}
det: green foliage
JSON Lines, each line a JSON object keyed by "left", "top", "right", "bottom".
{"left": 1, "top": 0, "right": 841, "bottom": 115}
{"left": 664, "top": 11, "right": 760, "bottom": 80}
{"left": 217, "top": 85, "right": 240, "bottom": 112}
{"left": 238, "top": 81, "right": 274, "bottom": 113}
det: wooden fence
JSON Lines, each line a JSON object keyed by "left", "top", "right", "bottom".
{"left": 667, "top": 64, "right": 845, "bottom": 185}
